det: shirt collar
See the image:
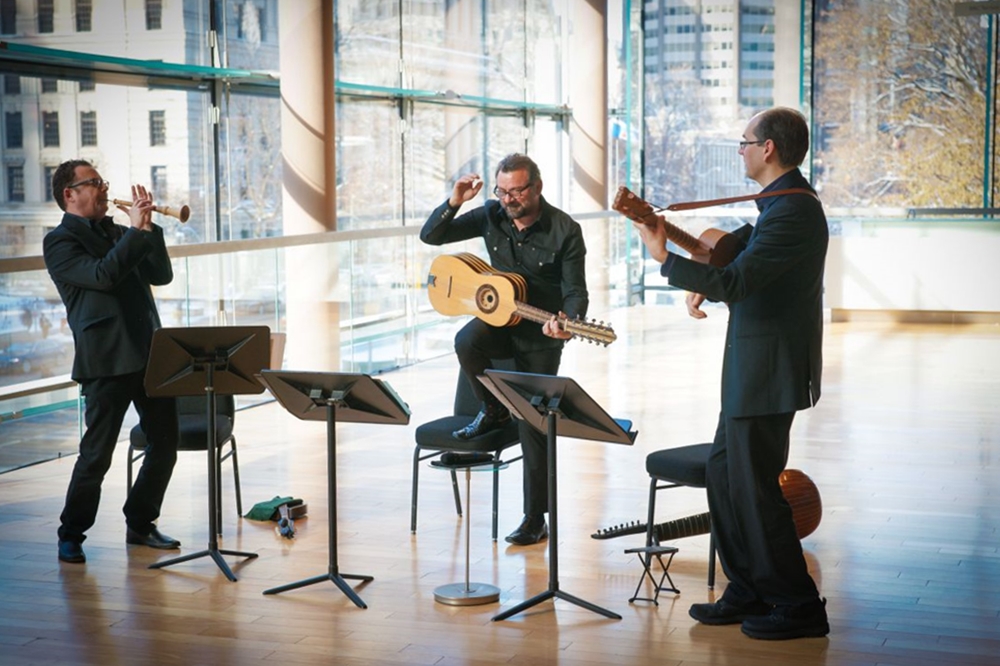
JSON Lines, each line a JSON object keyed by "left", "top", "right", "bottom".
{"left": 756, "top": 168, "right": 804, "bottom": 213}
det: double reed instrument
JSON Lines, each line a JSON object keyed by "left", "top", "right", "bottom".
{"left": 112, "top": 198, "right": 190, "bottom": 223}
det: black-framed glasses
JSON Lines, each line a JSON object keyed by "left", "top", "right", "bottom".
{"left": 493, "top": 183, "right": 534, "bottom": 199}
{"left": 67, "top": 177, "right": 110, "bottom": 190}
{"left": 738, "top": 140, "right": 766, "bottom": 150}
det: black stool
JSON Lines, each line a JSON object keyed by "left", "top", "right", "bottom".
{"left": 625, "top": 545, "right": 679, "bottom": 604}
{"left": 645, "top": 442, "right": 717, "bottom": 588}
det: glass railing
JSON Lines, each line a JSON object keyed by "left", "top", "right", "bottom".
{"left": 0, "top": 212, "right": 637, "bottom": 472}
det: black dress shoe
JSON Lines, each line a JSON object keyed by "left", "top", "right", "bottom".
{"left": 452, "top": 408, "right": 511, "bottom": 440}
{"left": 126, "top": 527, "right": 181, "bottom": 550}
{"left": 689, "top": 598, "right": 772, "bottom": 625}
{"left": 58, "top": 540, "right": 86, "bottom": 564}
{"left": 741, "top": 598, "right": 829, "bottom": 640}
{"left": 504, "top": 515, "right": 548, "bottom": 546}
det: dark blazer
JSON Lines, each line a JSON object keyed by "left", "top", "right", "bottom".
{"left": 43, "top": 214, "right": 173, "bottom": 381}
{"left": 664, "top": 169, "right": 828, "bottom": 418}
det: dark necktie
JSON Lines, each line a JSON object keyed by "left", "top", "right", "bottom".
{"left": 98, "top": 218, "right": 117, "bottom": 242}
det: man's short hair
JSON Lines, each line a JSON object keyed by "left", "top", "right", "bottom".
{"left": 52, "top": 159, "right": 93, "bottom": 212}
{"left": 754, "top": 108, "right": 809, "bottom": 168}
{"left": 495, "top": 153, "right": 541, "bottom": 184}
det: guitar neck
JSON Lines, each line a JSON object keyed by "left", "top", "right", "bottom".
{"left": 613, "top": 186, "right": 708, "bottom": 255}
{"left": 513, "top": 301, "right": 617, "bottom": 346}
{"left": 513, "top": 301, "right": 557, "bottom": 327}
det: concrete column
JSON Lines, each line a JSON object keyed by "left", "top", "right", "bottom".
{"left": 279, "top": 1, "right": 339, "bottom": 371}
{"left": 568, "top": 0, "right": 610, "bottom": 301}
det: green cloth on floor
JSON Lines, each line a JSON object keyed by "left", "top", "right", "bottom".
{"left": 244, "top": 496, "right": 295, "bottom": 521}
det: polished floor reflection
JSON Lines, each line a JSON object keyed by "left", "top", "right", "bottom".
{"left": 1, "top": 304, "right": 998, "bottom": 665}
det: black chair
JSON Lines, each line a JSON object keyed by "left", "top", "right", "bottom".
{"left": 411, "top": 359, "right": 521, "bottom": 541}
{"left": 128, "top": 395, "right": 242, "bottom": 534}
{"left": 645, "top": 442, "right": 717, "bottom": 588}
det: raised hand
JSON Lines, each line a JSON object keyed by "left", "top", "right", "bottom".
{"left": 124, "top": 184, "right": 154, "bottom": 231}
{"left": 449, "top": 173, "right": 484, "bottom": 208}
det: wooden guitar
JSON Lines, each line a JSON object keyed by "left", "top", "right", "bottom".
{"left": 612, "top": 185, "right": 746, "bottom": 267}
{"left": 426, "top": 253, "right": 617, "bottom": 346}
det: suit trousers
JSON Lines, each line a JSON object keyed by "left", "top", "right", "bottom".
{"left": 58, "top": 371, "right": 178, "bottom": 543}
{"left": 707, "top": 411, "right": 820, "bottom": 607}
{"left": 454, "top": 318, "right": 562, "bottom": 516}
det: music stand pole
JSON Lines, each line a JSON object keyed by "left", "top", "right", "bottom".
{"left": 263, "top": 399, "right": 373, "bottom": 607}
{"left": 145, "top": 326, "right": 271, "bottom": 582}
{"left": 492, "top": 408, "right": 621, "bottom": 621}
{"left": 479, "top": 370, "right": 634, "bottom": 622}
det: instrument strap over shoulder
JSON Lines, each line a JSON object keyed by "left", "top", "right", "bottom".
{"left": 667, "top": 188, "right": 819, "bottom": 212}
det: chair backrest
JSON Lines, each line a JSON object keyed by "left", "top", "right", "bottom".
{"left": 177, "top": 394, "right": 235, "bottom": 419}
{"left": 453, "top": 358, "right": 517, "bottom": 416}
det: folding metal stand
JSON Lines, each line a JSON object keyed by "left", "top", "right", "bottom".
{"left": 143, "top": 326, "right": 271, "bottom": 582}
{"left": 479, "top": 370, "right": 636, "bottom": 622}
{"left": 257, "top": 371, "right": 410, "bottom": 608}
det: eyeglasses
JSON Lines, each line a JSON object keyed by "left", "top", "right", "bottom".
{"left": 493, "top": 183, "right": 534, "bottom": 199}
{"left": 67, "top": 178, "right": 110, "bottom": 190}
{"left": 738, "top": 140, "right": 766, "bottom": 150}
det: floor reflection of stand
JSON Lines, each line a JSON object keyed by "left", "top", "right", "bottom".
{"left": 480, "top": 370, "right": 637, "bottom": 622}
{"left": 143, "top": 326, "right": 271, "bottom": 582}
{"left": 431, "top": 460, "right": 507, "bottom": 606}
{"left": 257, "top": 371, "right": 410, "bottom": 608}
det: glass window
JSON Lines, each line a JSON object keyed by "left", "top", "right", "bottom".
{"left": 80, "top": 111, "right": 98, "bottom": 147}
{"left": 43, "top": 166, "right": 56, "bottom": 202}
{"left": 79, "top": 80, "right": 95, "bottom": 92}
{"left": 5, "top": 112, "right": 23, "bottom": 149}
{"left": 38, "top": 0, "right": 54, "bottom": 33}
{"left": 0, "top": 0, "right": 14, "bottom": 35}
{"left": 7, "top": 165, "right": 24, "bottom": 202}
{"left": 3, "top": 75, "right": 19, "bottom": 95}
{"left": 149, "top": 110, "right": 166, "bottom": 146}
{"left": 41, "top": 78, "right": 58, "bottom": 93}
{"left": 145, "top": 0, "right": 163, "bottom": 30}
{"left": 150, "top": 165, "right": 167, "bottom": 199}
{"left": 813, "top": 2, "right": 992, "bottom": 207}
{"left": 75, "top": 0, "right": 92, "bottom": 33}
{"left": 42, "top": 111, "right": 60, "bottom": 147}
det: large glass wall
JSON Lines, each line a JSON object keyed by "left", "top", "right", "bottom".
{"left": 813, "top": 0, "right": 996, "bottom": 208}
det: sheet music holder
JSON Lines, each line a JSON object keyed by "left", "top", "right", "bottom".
{"left": 480, "top": 369, "right": 636, "bottom": 622}
{"left": 257, "top": 370, "right": 410, "bottom": 608}
{"left": 143, "top": 326, "right": 270, "bottom": 582}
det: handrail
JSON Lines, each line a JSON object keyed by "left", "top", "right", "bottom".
{"left": 0, "top": 210, "right": 624, "bottom": 274}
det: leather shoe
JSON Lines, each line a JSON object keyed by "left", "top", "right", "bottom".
{"left": 126, "top": 527, "right": 181, "bottom": 550}
{"left": 452, "top": 408, "right": 511, "bottom": 440}
{"left": 504, "top": 515, "right": 548, "bottom": 546}
{"left": 689, "top": 598, "right": 772, "bottom": 625}
{"left": 741, "top": 598, "right": 829, "bottom": 640}
{"left": 58, "top": 540, "right": 86, "bottom": 564}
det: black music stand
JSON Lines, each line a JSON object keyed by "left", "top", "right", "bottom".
{"left": 257, "top": 370, "right": 410, "bottom": 608}
{"left": 480, "top": 369, "right": 636, "bottom": 622}
{"left": 143, "top": 326, "right": 270, "bottom": 582}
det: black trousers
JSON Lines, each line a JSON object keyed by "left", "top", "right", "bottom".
{"left": 707, "top": 411, "right": 820, "bottom": 607}
{"left": 58, "top": 371, "right": 178, "bottom": 543}
{"left": 455, "top": 319, "right": 562, "bottom": 516}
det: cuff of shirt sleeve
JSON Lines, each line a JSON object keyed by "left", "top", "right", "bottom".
{"left": 660, "top": 252, "right": 676, "bottom": 278}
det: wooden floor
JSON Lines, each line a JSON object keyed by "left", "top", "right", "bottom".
{"left": 1, "top": 304, "right": 999, "bottom": 665}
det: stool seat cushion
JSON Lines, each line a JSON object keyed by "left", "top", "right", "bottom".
{"left": 645, "top": 443, "right": 712, "bottom": 487}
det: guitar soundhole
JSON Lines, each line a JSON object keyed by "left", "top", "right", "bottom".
{"left": 475, "top": 284, "right": 499, "bottom": 314}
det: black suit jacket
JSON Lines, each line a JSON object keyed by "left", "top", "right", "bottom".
{"left": 43, "top": 214, "right": 173, "bottom": 382}
{"left": 664, "top": 169, "right": 828, "bottom": 418}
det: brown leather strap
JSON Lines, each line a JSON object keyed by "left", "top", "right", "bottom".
{"left": 666, "top": 188, "right": 818, "bottom": 212}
